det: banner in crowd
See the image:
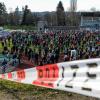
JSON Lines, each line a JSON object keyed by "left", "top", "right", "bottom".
{"left": 0, "top": 58, "right": 100, "bottom": 99}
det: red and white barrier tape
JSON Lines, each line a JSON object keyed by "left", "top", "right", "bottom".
{"left": 0, "top": 58, "right": 100, "bottom": 98}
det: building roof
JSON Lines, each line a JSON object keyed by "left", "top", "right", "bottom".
{"left": 81, "top": 12, "right": 100, "bottom": 17}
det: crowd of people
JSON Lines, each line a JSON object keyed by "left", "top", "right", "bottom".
{"left": 0, "top": 30, "right": 100, "bottom": 71}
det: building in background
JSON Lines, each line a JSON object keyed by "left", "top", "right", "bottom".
{"left": 80, "top": 12, "right": 100, "bottom": 31}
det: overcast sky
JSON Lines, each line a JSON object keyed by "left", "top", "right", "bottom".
{"left": 0, "top": 0, "right": 100, "bottom": 12}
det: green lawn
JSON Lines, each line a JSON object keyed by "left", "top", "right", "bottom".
{"left": 3, "top": 25, "right": 37, "bottom": 31}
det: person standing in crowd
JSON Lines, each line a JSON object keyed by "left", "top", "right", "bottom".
{"left": 2, "top": 58, "right": 7, "bottom": 74}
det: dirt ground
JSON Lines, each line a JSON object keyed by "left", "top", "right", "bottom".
{"left": 0, "top": 80, "right": 99, "bottom": 100}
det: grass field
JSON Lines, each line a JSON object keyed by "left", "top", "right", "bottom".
{"left": 3, "top": 25, "right": 37, "bottom": 31}
{"left": 0, "top": 79, "right": 69, "bottom": 100}
{"left": 0, "top": 79, "right": 98, "bottom": 100}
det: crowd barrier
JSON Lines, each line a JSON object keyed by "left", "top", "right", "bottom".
{"left": 0, "top": 58, "right": 100, "bottom": 99}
